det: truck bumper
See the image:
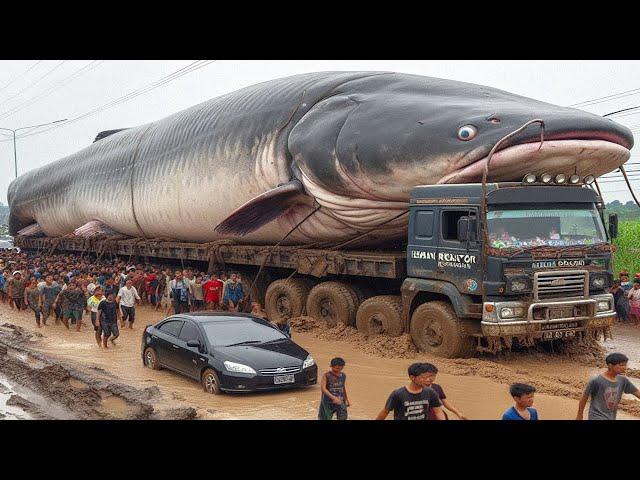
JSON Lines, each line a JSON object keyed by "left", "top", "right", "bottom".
{"left": 480, "top": 294, "right": 615, "bottom": 338}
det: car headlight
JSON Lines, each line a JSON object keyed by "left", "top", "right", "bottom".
{"left": 597, "top": 300, "right": 611, "bottom": 312}
{"left": 508, "top": 278, "right": 531, "bottom": 293}
{"left": 591, "top": 275, "right": 607, "bottom": 289}
{"left": 303, "top": 355, "right": 315, "bottom": 369}
{"left": 500, "top": 307, "right": 525, "bottom": 319}
{"left": 223, "top": 361, "right": 256, "bottom": 375}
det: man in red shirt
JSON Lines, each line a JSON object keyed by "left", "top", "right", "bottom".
{"left": 144, "top": 269, "right": 158, "bottom": 306}
{"left": 203, "top": 272, "right": 224, "bottom": 310}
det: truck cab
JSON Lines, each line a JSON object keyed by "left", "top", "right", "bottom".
{"left": 402, "top": 174, "right": 617, "bottom": 357}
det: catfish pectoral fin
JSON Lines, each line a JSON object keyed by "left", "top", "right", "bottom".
{"left": 17, "top": 223, "right": 44, "bottom": 237}
{"left": 73, "top": 220, "right": 120, "bottom": 238}
{"left": 215, "top": 180, "right": 311, "bottom": 236}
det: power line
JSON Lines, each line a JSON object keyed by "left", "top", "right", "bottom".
{"left": 12, "top": 60, "right": 216, "bottom": 141}
{"left": 570, "top": 87, "right": 640, "bottom": 108}
{"left": 0, "top": 61, "right": 66, "bottom": 111}
{"left": 0, "top": 61, "right": 104, "bottom": 122}
{"left": 0, "top": 61, "right": 42, "bottom": 95}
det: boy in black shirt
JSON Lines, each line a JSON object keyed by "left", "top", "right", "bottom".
{"left": 376, "top": 362, "right": 444, "bottom": 420}
{"left": 97, "top": 293, "right": 120, "bottom": 348}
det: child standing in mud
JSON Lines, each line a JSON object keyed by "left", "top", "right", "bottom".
{"left": 318, "top": 357, "right": 350, "bottom": 420}
{"left": 97, "top": 293, "right": 120, "bottom": 348}
{"left": 376, "top": 363, "right": 445, "bottom": 420}
{"left": 502, "top": 383, "right": 539, "bottom": 420}
{"left": 576, "top": 352, "right": 640, "bottom": 420}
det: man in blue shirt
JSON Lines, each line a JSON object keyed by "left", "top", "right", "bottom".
{"left": 502, "top": 383, "right": 539, "bottom": 420}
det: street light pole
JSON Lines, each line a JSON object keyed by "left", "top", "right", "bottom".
{"left": 0, "top": 118, "right": 67, "bottom": 178}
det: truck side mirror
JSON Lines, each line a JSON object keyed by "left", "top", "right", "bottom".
{"left": 608, "top": 213, "right": 618, "bottom": 239}
{"left": 457, "top": 216, "right": 477, "bottom": 242}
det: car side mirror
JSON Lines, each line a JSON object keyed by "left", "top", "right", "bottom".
{"left": 608, "top": 213, "right": 618, "bottom": 239}
{"left": 186, "top": 339, "right": 200, "bottom": 348}
{"left": 457, "top": 216, "right": 477, "bottom": 242}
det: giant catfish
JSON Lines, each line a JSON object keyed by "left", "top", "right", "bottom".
{"left": 7, "top": 71, "right": 634, "bottom": 246}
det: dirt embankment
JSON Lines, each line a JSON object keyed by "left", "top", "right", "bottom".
{"left": 0, "top": 323, "right": 195, "bottom": 420}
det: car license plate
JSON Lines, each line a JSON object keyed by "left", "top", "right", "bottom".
{"left": 541, "top": 321, "right": 579, "bottom": 331}
{"left": 542, "top": 330, "right": 576, "bottom": 340}
{"left": 274, "top": 374, "right": 295, "bottom": 385}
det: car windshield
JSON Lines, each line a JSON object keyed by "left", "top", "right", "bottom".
{"left": 202, "top": 318, "right": 288, "bottom": 347}
{"left": 487, "top": 204, "right": 606, "bottom": 249}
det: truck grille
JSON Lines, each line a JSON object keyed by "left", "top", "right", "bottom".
{"left": 258, "top": 366, "right": 301, "bottom": 375}
{"left": 533, "top": 270, "right": 589, "bottom": 300}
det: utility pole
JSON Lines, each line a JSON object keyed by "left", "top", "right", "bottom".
{"left": 0, "top": 119, "right": 67, "bottom": 178}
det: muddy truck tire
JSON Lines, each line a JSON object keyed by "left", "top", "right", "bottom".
{"left": 264, "top": 278, "right": 311, "bottom": 323}
{"left": 143, "top": 347, "right": 161, "bottom": 370}
{"left": 306, "top": 281, "right": 357, "bottom": 327}
{"left": 410, "top": 301, "right": 476, "bottom": 358}
{"left": 356, "top": 295, "right": 403, "bottom": 337}
{"left": 201, "top": 368, "right": 222, "bottom": 395}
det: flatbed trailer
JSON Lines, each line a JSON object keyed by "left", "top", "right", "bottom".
{"left": 13, "top": 236, "right": 406, "bottom": 280}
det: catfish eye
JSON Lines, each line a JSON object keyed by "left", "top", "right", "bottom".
{"left": 457, "top": 125, "right": 477, "bottom": 141}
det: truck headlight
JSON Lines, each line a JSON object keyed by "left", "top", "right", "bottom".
{"left": 508, "top": 278, "right": 531, "bottom": 293}
{"left": 224, "top": 361, "right": 256, "bottom": 375}
{"left": 303, "top": 355, "right": 315, "bottom": 369}
{"left": 597, "top": 300, "right": 611, "bottom": 312}
{"left": 500, "top": 307, "right": 525, "bottom": 319}
{"left": 590, "top": 274, "right": 607, "bottom": 289}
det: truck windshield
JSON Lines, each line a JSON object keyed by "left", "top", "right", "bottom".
{"left": 487, "top": 204, "right": 606, "bottom": 249}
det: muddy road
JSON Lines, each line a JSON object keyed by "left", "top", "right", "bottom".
{"left": 0, "top": 304, "right": 638, "bottom": 420}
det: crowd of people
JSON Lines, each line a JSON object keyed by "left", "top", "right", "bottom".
{"left": 0, "top": 249, "right": 290, "bottom": 347}
{"left": 610, "top": 270, "right": 640, "bottom": 324}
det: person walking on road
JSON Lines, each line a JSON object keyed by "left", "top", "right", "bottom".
{"left": 376, "top": 363, "right": 445, "bottom": 420}
{"left": 423, "top": 365, "right": 468, "bottom": 420}
{"left": 318, "top": 357, "right": 350, "bottom": 420}
{"left": 97, "top": 293, "right": 120, "bottom": 348}
{"left": 24, "top": 277, "right": 43, "bottom": 328}
{"left": 576, "top": 352, "right": 640, "bottom": 420}
{"left": 116, "top": 279, "right": 140, "bottom": 329}
{"left": 170, "top": 271, "right": 190, "bottom": 314}
{"left": 87, "top": 286, "right": 106, "bottom": 346}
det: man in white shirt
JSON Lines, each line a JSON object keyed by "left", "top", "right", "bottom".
{"left": 116, "top": 279, "right": 141, "bottom": 329}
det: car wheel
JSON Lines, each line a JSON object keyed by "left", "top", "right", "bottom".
{"left": 143, "top": 347, "right": 161, "bottom": 370}
{"left": 201, "top": 368, "right": 222, "bottom": 395}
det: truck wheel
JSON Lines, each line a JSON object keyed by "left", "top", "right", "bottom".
{"left": 264, "top": 278, "right": 310, "bottom": 323}
{"left": 410, "top": 301, "right": 476, "bottom": 358}
{"left": 356, "top": 295, "right": 403, "bottom": 337}
{"left": 306, "top": 282, "right": 357, "bottom": 327}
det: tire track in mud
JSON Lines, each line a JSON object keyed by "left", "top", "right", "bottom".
{"left": 291, "top": 316, "right": 640, "bottom": 419}
{"left": 0, "top": 323, "right": 197, "bottom": 420}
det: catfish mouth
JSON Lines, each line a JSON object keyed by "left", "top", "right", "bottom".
{"left": 438, "top": 132, "right": 632, "bottom": 184}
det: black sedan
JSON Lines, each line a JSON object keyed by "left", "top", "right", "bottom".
{"left": 141, "top": 312, "right": 317, "bottom": 394}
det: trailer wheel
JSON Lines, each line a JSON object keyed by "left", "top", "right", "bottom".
{"left": 356, "top": 295, "right": 403, "bottom": 337}
{"left": 306, "top": 282, "right": 357, "bottom": 327}
{"left": 410, "top": 301, "right": 476, "bottom": 358}
{"left": 264, "top": 278, "right": 311, "bottom": 323}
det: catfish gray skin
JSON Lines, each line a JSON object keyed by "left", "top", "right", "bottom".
{"left": 7, "top": 71, "right": 634, "bottom": 247}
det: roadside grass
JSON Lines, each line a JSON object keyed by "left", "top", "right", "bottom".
{"left": 613, "top": 220, "right": 640, "bottom": 276}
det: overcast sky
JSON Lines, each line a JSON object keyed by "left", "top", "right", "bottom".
{"left": 0, "top": 60, "right": 638, "bottom": 206}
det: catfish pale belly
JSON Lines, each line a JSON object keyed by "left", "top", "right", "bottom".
{"left": 7, "top": 71, "right": 634, "bottom": 247}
